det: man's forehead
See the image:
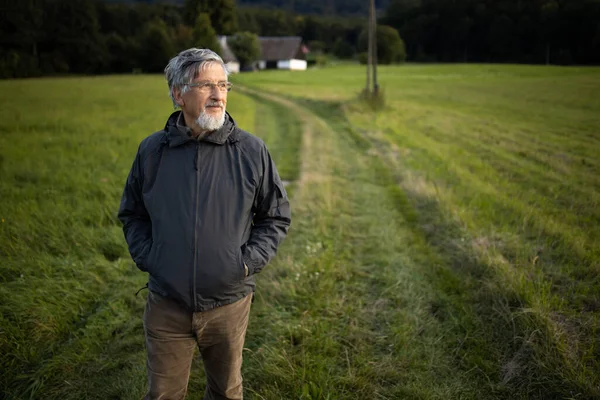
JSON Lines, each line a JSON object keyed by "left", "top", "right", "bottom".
{"left": 194, "top": 63, "right": 227, "bottom": 80}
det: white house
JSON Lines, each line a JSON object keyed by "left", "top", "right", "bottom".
{"left": 217, "top": 36, "right": 240, "bottom": 74}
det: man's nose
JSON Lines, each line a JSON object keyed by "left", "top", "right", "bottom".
{"left": 211, "top": 88, "right": 226, "bottom": 101}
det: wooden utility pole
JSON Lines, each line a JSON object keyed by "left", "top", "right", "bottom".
{"left": 366, "top": 0, "right": 372, "bottom": 95}
{"left": 365, "top": 0, "right": 378, "bottom": 97}
{"left": 370, "top": 0, "right": 378, "bottom": 94}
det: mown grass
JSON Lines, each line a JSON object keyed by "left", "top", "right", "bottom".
{"left": 241, "top": 91, "right": 302, "bottom": 182}
{"left": 2, "top": 65, "right": 599, "bottom": 399}
{"left": 343, "top": 66, "right": 600, "bottom": 396}
{"left": 234, "top": 64, "right": 600, "bottom": 397}
{"left": 0, "top": 76, "right": 256, "bottom": 398}
{"left": 227, "top": 90, "right": 507, "bottom": 399}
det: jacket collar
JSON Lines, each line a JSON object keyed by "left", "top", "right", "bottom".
{"left": 164, "top": 110, "right": 237, "bottom": 148}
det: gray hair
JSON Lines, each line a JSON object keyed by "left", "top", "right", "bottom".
{"left": 164, "top": 48, "right": 229, "bottom": 108}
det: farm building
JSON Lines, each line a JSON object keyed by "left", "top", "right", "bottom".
{"left": 217, "top": 36, "right": 240, "bottom": 74}
{"left": 218, "top": 35, "right": 307, "bottom": 72}
{"left": 256, "top": 36, "right": 307, "bottom": 71}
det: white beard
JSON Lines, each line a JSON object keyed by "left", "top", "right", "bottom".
{"left": 195, "top": 105, "right": 226, "bottom": 133}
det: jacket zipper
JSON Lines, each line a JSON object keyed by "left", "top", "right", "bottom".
{"left": 192, "top": 142, "right": 200, "bottom": 310}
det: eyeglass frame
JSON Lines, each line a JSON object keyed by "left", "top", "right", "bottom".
{"left": 185, "top": 81, "right": 233, "bottom": 92}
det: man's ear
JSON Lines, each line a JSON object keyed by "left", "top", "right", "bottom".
{"left": 173, "top": 87, "right": 184, "bottom": 107}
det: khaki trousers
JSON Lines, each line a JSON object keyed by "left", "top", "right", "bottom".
{"left": 143, "top": 291, "right": 252, "bottom": 400}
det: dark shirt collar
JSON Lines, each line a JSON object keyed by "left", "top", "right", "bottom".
{"left": 175, "top": 112, "right": 194, "bottom": 137}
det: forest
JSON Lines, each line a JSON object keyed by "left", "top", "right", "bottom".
{"left": 1, "top": 0, "right": 599, "bottom": 78}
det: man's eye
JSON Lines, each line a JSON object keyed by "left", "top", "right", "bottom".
{"left": 202, "top": 83, "right": 213, "bottom": 89}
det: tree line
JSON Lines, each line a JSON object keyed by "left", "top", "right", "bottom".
{"left": 382, "top": 0, "right": 600, "bottom": 65}
{"left": 1, "top": 0, "right": 598, "bottom": 79}
{"left": 0, "top": 0, "right": 374, "bottom": 78}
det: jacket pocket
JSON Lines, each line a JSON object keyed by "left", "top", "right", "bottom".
{"left": 236, "top": 247, "right": 247, "bottom": 282}
{"left": 143, "top": 242, "right": 162, "bottom": 274}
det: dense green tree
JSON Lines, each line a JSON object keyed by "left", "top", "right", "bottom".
{"left": 97, "top": 3, "right": 135, "bottom": 38}
{"left": 191, "top": 13, "right": 221, "bottom": 53}
{"left": 184, "top": 0, "right": 237, "bottom": 34}
{"left": 307, "top": 40, "right": 326, "bottom": 53}
{"left": 105, "top": 33, "right": 139, "bottom": 73}
{"left": 489, "top": 14, "right": 516, "bottom": 61}
{"left": 41, "top": 0, "right": 107, "bottom": 73}
{"left": 358, "top": 25, "right": 406, "bottom": 64}
{"left": 173, "top": 24, "right": 194, "bottom": 53}
{"left": 252, "top": 8, "right": 299, "bottom": 36}
{"left": 211, "top": 0, "right": 238, "bottom": 34}
{"left": 228, "top": 31, "right": 261, "bottom": 68}
{"left": 382, "top": 0, "right": 600, "bottom": 64}
{"left": 295, "top": 12, "right": 363, "bottom": 51}
{"left": 332, "top": 38, "right": 354, "bottom": 59}
{"left": 3, "top": 0, "right": 600, "bottom": 79}
{"left": 138, "top": 19, "right": 175, "bottom": 73}
{"left": 0, "top": 0, "right": 45, "bottom": 77}
{"left": 237, "top": 8, "right": 260, "bottom": 33}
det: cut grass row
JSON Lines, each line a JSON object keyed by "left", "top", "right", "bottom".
{"left": 344, "top": 69, "right": 600, "bottom": 395}
{"left": 235, "top": 87, "right": 585, "bottom": 399}
{"left": 236, "top": 88, "right": 502, "bottom": 399}
{"left": 235, "top": 64, "right": 600, "bottom": 397}
{"left": 243, "top": 90, "right": 302, "bottom": 182}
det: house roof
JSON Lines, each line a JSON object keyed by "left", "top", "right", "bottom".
{"left": 258, "top": 36, "right": 303, "bottom": 61}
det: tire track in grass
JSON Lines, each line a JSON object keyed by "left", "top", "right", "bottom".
{"left": 244, "top": 91, "right": 302, "bottom": 184}
{"left": 295, "top": 95, "right": 597, "bottom": 398}
{"left": 232, "top": 88, "right": 577, "bottom": 399}
{"left": 316, "top": 100, "right": 599, "bottom": 397}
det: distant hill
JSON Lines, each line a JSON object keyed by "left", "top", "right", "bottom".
{"left": 103, "top": 0, "right": 388, "bottom": 16}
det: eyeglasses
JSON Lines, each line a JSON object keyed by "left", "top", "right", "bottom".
{"left": 186, "top": 81, "right": 233, "bottom": 92}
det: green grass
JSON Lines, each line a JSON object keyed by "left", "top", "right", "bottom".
{"left": 241, "top": 91, "right": 302, "bottom": 182}
{"left": 0, "top": 75, "right": 256, "bottom": 398}
{"left": 234, "top": 64, "right": 600, "bottom": 397}
{"left": 1, "top": 65, "right": 599, "bottom": 399}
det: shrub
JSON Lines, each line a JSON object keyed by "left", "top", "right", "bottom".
{"left": 358, "top": 25, "right": 407, "bottom": 64}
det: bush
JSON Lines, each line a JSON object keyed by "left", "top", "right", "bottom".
{"left": 138, "top": 19, "right": 175, "bottom": 73}
{"left": 357, "top": 52, "right": 368, "bottom": 65}
{"left": 106, "top": 33, "right": 139, "bottom": 73}
{"left": 0, "top": 51, "right": 41, "bottom": 78}
{"left": 191, "top": 13, "right": 221, "bottom": 53}
{"left": 332, "top": 38, "right": 355, "bottom": 59}
{"left": 307, "top": 53, "right": 328, "bottom": 67}
{"left": 358, "top": 25, "right": 407, "bottom": 64}
{"left": 308, "top": 40, "right": 326, "bottom": 54}
{"left": 315, "top": 53, "right": 328, "bottom": 67}
{"left": 228, "top": 31, "right": 261, "bottom": 69}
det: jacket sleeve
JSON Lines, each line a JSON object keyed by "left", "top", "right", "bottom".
{"left": 242, "top": 145, "right": 291, "bottom": 275}
{"left": 118, "top": 146, "right": 152, "bottom": 271}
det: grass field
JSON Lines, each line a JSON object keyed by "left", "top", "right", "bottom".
{"left": 1, "top": 64, "right": 599, "bottom": 399}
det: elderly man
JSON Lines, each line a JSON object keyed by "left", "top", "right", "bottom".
{"left": 118, "top": 48, "right": 291, "bottom": 400}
